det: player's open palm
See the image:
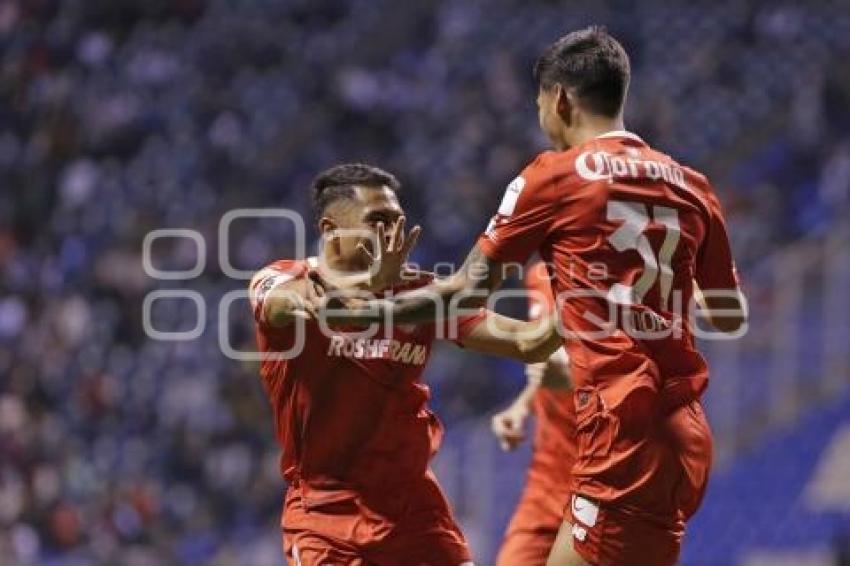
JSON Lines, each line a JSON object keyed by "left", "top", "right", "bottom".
{"left": 359, "top": 216, "right": 421, "bottom": 291}
{"left": 491, "top": 400, "right": 530, "bottom": 451}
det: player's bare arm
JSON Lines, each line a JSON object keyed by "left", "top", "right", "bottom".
{"left": 315, "top": 243, "right": 506, "bottom": 325}
{"left": 457, "top": 311, "right": 562, "bottom": 364}
{"left": 253, "top": 275, "right": 324, "bottom": 328}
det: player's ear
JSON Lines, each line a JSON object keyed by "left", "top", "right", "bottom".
{"left": 318, "top": 216, "right": 337, "bottom": 238}
{"left": 556, "top": 86, "right": 574, "bottom": 125}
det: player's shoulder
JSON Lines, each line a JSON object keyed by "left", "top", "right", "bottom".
{"left": 679, "top": 163, "right": 723, "bottom": 210}
{"left": 523, "top": 150, "right": 576, "bottom": 180}
{"left": 644, "top": 145, "right": 719, "bottom": 205}
{"left": 249, "top": 258, "right": 311, "bottom": 290}
{"left": 506, "top": 150, "right": 579, "bottom": 204}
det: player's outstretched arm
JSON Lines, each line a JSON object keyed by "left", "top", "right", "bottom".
{"left": 257, "top": 277, "right": 324, "bottom": 328}
{"left": 314, "top": 243, "right": 506, "bottom": 325}
{"left": 456, "top": 311, "right": 562, "bottom": 363}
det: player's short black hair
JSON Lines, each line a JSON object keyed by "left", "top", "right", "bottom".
{"left": 533, "top": 26, "right": 630, "bottom": 117}
{"left": 311, "top": 163, "right": 400, "bottom": 220}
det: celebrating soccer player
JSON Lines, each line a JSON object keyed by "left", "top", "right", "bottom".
{"left": 248, "top": 163, "right": 561, "bottom": 565}
{"left": 311, "top": 27, "right": 747, "bottom": 566}
{"left": 491, "top": 258, "right": 576, "bottom": 566}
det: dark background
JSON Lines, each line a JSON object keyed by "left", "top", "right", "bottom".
{"left": 1, "top": 1, "right": 849, "bottom": 564}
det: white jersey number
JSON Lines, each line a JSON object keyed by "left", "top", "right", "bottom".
{"left": 606, "top": 201, "right": 681, "bottom": 309}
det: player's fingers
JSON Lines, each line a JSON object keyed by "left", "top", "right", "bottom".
{"left": 401, "top": 224, "right": 421, "bottom": 256}
{"left": 291, "top": 309, "right": 312, "bottom": 321}
{"left": 501, "top": 426, "right": 525, "bottom": 440}
{"left": 499, "top": 433, "right": 526, "bottom": 451}
{"left": 356, "top": 242, "right": 376, "bottom": 263}
{"left": 400, "top": 264, "right": 417, "bottom": 280}
{"left": 308, "top": 270, "right": 335, "bottom": 293}
{"left": 390, "top": 216, "right": 405, "bottom": 252}
{"left": 491, "top": 414, "right": 510, "bottom": 436}
{"left": 375, "top": 222, "right": 385, "bottom": 258}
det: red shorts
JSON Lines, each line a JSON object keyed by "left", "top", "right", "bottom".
{"left": 282, "top": 470, "right": 471, "bottom": 565}
{"left": 568, "top": 398, "right": 712, "bottom": 566}
{"left": 495, "top": 479, "right": 570, "bottom": 566}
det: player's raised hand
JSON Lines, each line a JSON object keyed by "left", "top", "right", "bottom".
{"left": 491, "top": 400, "right": 530, "bottom": 451}
{"left": 357, "top": 216, "right": 422, "bottom": 291}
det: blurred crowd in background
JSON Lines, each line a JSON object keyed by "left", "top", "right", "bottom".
{"left": 1, "top": 0, "right": 849, "bottom": 563}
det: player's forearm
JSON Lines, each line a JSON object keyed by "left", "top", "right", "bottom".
{"left": 323, "top": 276, "right": 484, "bottom": 325}
{"left": 264, "top": 288, "right": 305, "bottom": 327}
{"left": 515, "top": 379, "right": 541, "bottom": 408}
{"left": 514, "top": 316, "right": 562, "bottom": 363}
{"left": 261, "top": 279, "right": 320, "bottom": 327}
{"left": 320, "top": 244, "right": 501, "bottom": 325}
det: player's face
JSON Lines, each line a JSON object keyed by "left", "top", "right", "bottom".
{"left": 336, "top": 186, "right": 404, "bottom": 269}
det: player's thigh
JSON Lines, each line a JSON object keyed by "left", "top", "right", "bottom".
{"left": 497, "top": 493, "right": 563, "bottom": 565}
{"left": 496, "top": 526, "right": 558, "bottom": 566}
{"left": 284, "top": 529, "right": 366, "bottom": 566}
{"left": 664, "top": 399, "right": 714, "bottom": 519}
{"left": 546, "top": 521, "right": 590, "bottom": 566}
{"left": 369, "top": 516, "right": 472, "bottom": 566}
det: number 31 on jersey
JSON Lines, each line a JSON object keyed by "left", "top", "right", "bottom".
{"left": 606, "top": 200, "right": 681, "bottom": 310}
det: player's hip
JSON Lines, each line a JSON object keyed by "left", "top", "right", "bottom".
{"left": 283, "top": 525, "right": 471, "bottom": 566}
{"left": 567, "top": 493, "right": 684, "bottom": 566}
{"left": 570, "top": 396, "right": 713, "bottom": 518}
{"left": 281, "top": 470, "right": 458, "bottom": 544}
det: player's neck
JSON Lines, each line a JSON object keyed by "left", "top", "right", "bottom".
{"left": 564, "top": 115, "right": 625, "bottom": 149}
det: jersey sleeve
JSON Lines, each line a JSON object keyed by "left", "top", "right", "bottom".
{"left": 695, "top": 191, "right": 740, "bottom": 292}
{"left": 476, "top": 154, "right": 560, "bottom": 264}
{"left": 248, "top": 261, "right": 306, "bottom": 325}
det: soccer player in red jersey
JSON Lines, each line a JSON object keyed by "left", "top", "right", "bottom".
{"left": 491, "top": 259, "right": 576, "bottom": 566}
{"left": 248, "top": 163, "right": 562, "bottom": 566}
{"left": 312, "top": 28, "right": 747, "bottom": 566}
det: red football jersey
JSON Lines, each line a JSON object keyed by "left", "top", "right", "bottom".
{"left": 479, "top": 131, "right": 739, "bottom": 408}
{"left": 524, "top": 260, "right": 576, "bottom": 489}
{"left": 249, "top": 259, "right": 485, "bottom": 493}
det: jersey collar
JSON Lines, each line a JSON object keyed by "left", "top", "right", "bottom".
{"left": 595, "top": 130, "right": 645, "bottom": 144}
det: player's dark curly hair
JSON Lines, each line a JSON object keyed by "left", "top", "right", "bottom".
{"left": 533, "top": 26, "right": 630, "bottom": 118}
{"left": 311, "top": 163, "right": 400, "bottom": 220}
